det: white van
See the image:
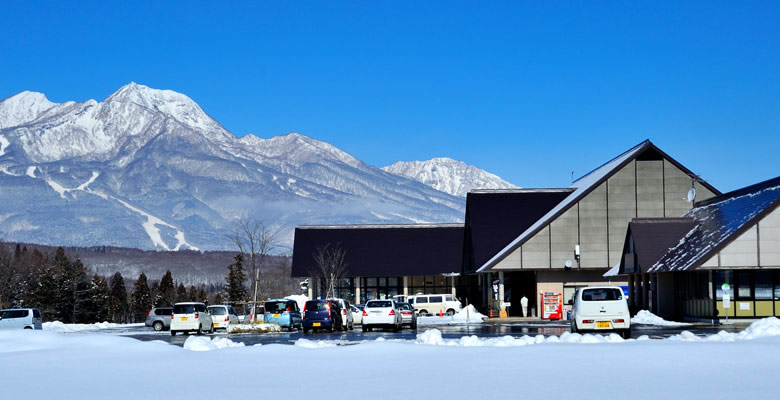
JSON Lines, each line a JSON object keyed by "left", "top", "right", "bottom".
{"left": 170, "top": 302, "right": 214, "bottom": 336}
{"left": 570, "top": 286, "right": 631, "bottom": 338}
{"left": 408, "top": 294, "right": 462, "bottom": 316}
{"left": 0, "top": 308, "right": 42, "bottom": 330}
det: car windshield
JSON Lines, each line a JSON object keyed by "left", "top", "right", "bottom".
{"left": 173, "top": 304, "right": 196, "bottom": 314}
{"left": 265, "top": 301, "right": 289, "bottom": 313}
{"left": 366, "top": 301, "right": 392, "bottom": 308}
{"left": 581, "top": 288, "right": 623, "bottom": 301}
{"left": 305, "top": 301, "right": 329, "bottom": 311}
{"left": 209, "top": 307, "right": 227, "bottom": 315}
{"left": 397, "top": 303, "right": 412, "bottom": 310}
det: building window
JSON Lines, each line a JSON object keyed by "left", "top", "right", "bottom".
{"left": 736, "top": 271, "right": 752, "bottom": 299}
{"left": 774, "top": 271, "right": 780, "bottom": 300}
{"left": 755, "top": 271, "right": 772, "bottom": 300}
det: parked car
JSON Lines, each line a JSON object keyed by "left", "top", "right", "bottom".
{"left": 362, "top": 299, "right": 402, "bottom": 332}
{"left": 408, "top": 294, "right": 462, "bottom": 316}
{"left": 329, "top": 298, "right": 354, "bottom": 330}
{"left": 241, "top": 304, "right": 266, "bottom": 323}
{"left": 0, "top": 308, "right": 42, "bottom": 330}
{"left": 570, "top": 286, "right": 631, "bottom": 339}
{"left": 170, "top": 302, "right": 213, "bottom": 336}
{"left": 144, "top": 306, "right": 173, "bottom": 331}
{"left": 264, "top": 299, "right": 302, "bottom": 331}
{"left": 396, "top": 302, "right": 417, "bottom": 329}
{"left": 350, "top": 305, "right": 363, "bottom": 325}
{"left": 302, "top": 299, "right": 342, "bottom": 333}
{"left": 208, "top": 305, "right": 239, "bottom": 331}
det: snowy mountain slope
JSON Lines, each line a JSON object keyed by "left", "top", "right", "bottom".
{"left": 382, "top": 157, "right": 517, "bottom": 197}
{"left": 0, "top": 83, "right": 465, "bottom": 251}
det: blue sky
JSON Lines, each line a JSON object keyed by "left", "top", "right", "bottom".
{"left": 1, "top": 2, "right": 778, "bottom": 192}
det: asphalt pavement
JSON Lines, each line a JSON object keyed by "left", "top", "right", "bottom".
{"left": 92, "top": 320, "right": 749, "bottom": 347}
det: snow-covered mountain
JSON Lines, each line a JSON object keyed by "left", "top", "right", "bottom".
{"left": 0, "top": 83, "right": 465, "bottom": 251}
{"left": 382, "top": 158, "right": 517, "bottom": 197}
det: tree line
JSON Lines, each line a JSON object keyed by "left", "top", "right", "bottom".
{"left": 0, "top": 243, "right": 299, "bottom": 323}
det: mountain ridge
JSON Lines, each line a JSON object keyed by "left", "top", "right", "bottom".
{"left": 382, "top": 157, "right": 517, "bottom": 197}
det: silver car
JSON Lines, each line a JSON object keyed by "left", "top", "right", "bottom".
{"left": 144, "top": 306, "right": 173, "bottom": 332}
{"left": 0, "top": 308, "right": 42, "bottom": 330}
{"left": 396, "top": 302, "right": 417, "bottom": 329}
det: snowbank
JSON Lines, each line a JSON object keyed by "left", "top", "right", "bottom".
{"left": 294, "top": 338, "right": 338, "bottom": 348}
{"left": 227, "top": 323, "right": 282, "bottom": 333}
{"left": 284, "top": 294, "right": 308, "bottom": 311}
{"left": 183, "top": 336, "right": 245, "bottom": 351}
{"left": 417, "top": 304, "right": 486, "bottom": 325}
{"left": 43, "top": 321, "right": 143, "bottom": 332}
{"left": 416, "top": 328, "right": 625, "bottom": 346}
{"left": 670, "top": 317, "right": 780, "bottom": 342}
{"left": 631, "top": 310, "right": 692, "bottom": 327}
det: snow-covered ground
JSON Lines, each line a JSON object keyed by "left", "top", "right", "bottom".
{"left": 2, "top": 318, "right": 778, "bottom": 399}
{"left": 632, "top": 310, "right": 693, "bottom": 327}
{"left": 43, "top": 321, "right": 143, "bottom": 332}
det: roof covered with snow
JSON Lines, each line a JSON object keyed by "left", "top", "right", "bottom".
{"left": 648, "top": 176, "right": 780, "bottom": 272}
{"left": 477, "top": 140, "right": 720, "bottom": 272}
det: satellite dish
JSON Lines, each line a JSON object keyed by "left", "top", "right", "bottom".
{"left": 687, "top": 187, "right": 696, "bottom": 202}
{"left": 564, "top": 260, "right": 573, "bottom": 268}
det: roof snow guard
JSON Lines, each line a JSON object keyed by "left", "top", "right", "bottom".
{"left": 648, "top": 176, "right": 780, "bottom": 273}
{"left": 477, "top": 140, "right": 720, "bottom": 273}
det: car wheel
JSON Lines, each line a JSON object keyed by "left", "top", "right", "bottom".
{"left": 349, "top": 323, "right": 354, "bottom": 331}
{"left": 24, "top": 326, "right": 33, "bottom": 330}
{"left": 622, "top": 328, "right": 632, "bottom": 339}
{"left": 209, "top": 324, "right": 214, "bottom": 334}
{"left": 419, "top": 309, "right": 428, "bottom": 316}
{"left": 571, "top": 322, "right": 578, "bottom": 333}
{"left": 328, "top": 324, "right": 334, "bottom": 333}
{"left": 362, "top": 325, "right": 368, "bottom": 332}
{"left": 303, "top": 327, "right": 310, "bottom": 334}
{"left": 446, "top": 309, "right": 456, "bottom": 316}
{"left": 153, "top": 321, "right": 164, "bottom": 332}
{"left": 171, "top": 330, "right": 177, "bottom": 336}
{"left": 196, "top": 325, "right": 203, "bottom": 335}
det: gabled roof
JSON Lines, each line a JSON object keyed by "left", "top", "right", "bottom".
{"left": 463, "top": 189, "right": 572, "bottom": 273}
{"left": 477, "top": 140, "right": 721, "bottom": 272}
{"left": 620, "top": 218, "right": 697, "bottom": 274}
{"left": 291, "top": 224, "right": 464, "bottom": 278}
{"left": 648, "top": 176, "right": 780, "bottom": 272}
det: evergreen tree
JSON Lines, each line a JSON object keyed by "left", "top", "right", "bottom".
{"left": 71, "top": 259, "right": 92, "bottom": 323}
{"left": 176, "top": 283, "right": 188, "bottom": 302}
{"left": 225, "top": 254, "right": 247, "bottom": 303}
{"left": 109, "top": 272, "right": 128, "bottom": 323}
{"left": 53, "top": 248, "right": 89, "bottom": 323}
{"left": 197, "top": 287, "right": 207, "bottom": 303}
{"left": 149, "top": 280, "right": 161, "bottom": 307}
{"left": 213, "top": 292, "right": 224, "bottom": 305}
{"left": 158, "top": 270, "right": 175, "bottom": 306}
{"left": 80, "top": 274, "right": 111, "bottom": 323}
{"left": 187, "top": 285, "right": 198, "bottom": 302}
{"left": 130, "top": 272, "right": 152, "bottom": 314}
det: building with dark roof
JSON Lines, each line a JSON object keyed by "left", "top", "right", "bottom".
{"left": 291, "top": 140, "right": 725, "bottom": 317}
{"left": 620, "top": 176, "right": 780, "bottom": 321}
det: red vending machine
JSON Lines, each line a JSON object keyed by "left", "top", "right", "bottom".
{"left": 541, "top": 292, "right": 563, "bottom": 320}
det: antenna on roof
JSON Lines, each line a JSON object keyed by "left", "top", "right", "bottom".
{"left": 571, "top": 171, "right": 574, "bottom": 184}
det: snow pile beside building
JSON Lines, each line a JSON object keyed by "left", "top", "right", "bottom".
{"left": 284, "top": 294, "right": 308, "bottom": 311}
{"left": 418, "top": 305, "right": 486, "bottom": 325}
{"left": 43, "top": 321, "right": 143, "bottom": 332}
{"left": 183, "top": 336, "right": 246, "bottom": 351}
{"left": 631, "top": 310, "right": 692, "bottom": 327}
{"left": 670, "top": 317, "right": 780, "bottom": 342}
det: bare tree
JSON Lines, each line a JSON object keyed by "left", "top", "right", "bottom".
{"left": 229, "top": 217, "right": 278, "bottom": 323}
{"left": 310, "top": 243, "right": 348, "bottom": 299}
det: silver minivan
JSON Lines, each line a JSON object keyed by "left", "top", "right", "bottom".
{"left": 0, "top": 308, "right": 42, "bottom": 330}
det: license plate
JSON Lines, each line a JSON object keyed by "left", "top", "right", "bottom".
{"left": 181, "top": 317, "right": 188, "bottom": 321}
{"left": 596, "top": 321, "right": 610, "bottom": 329}
{"left": 313, "top": 322, "right": 321, "bottom": 327}
{"left": 273, "top": 313, "right": 281, "bottom": 317}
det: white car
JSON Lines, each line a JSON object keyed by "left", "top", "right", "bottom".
{"left": 408, "top": 294, "right": 462, "bottom": 316}
{"left": 170, "top": 302, "right": 213, "bottom": 336}
{"left": 361, "top": 300, "right": 402, "bottom": 332}
{"left": 0, "top": 308, "right": 42, "bottom": 330}
{"left": 207, "top": 305, "right": 239, "bottom": 331}
{"left": 329, "top": 298, "right": 354, "bottom": 330}
{"left": 570, "top": 286, "right": 631, "bottom": 338}
{"left": 350, "top": 305, "right": 363, "bottom": 325}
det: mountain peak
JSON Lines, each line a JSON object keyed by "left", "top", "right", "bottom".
{"left": 0, "top": 90, "right": 58, "bottom": 129}
{"left": 382, "top": 158, "right": 517, "bottom": 197}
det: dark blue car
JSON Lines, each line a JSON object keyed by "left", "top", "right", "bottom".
{"left": 302, "top": 299, "right": 342, "bottom": 333}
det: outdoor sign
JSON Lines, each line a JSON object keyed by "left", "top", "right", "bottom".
{"left": 722, "top": 283, "right": 731, "bottom": 309}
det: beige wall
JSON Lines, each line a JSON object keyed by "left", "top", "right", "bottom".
{"left": 699, "top": 207, "right": 780, "bottom": 270}
{"left": 493, "top": 155, "right": 716, "bottom": 272}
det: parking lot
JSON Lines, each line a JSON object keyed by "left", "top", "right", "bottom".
{"left": 110, "top": 320, "right": 747, "bottom": 346}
